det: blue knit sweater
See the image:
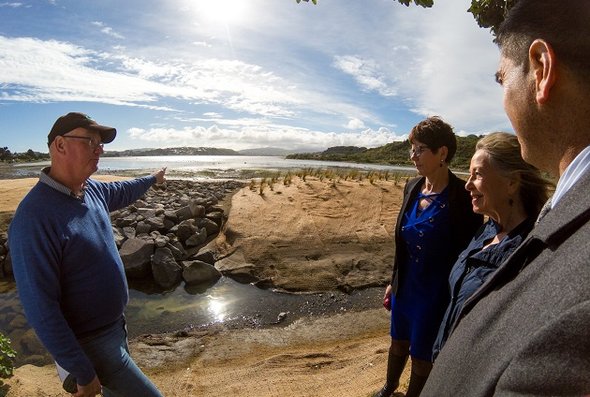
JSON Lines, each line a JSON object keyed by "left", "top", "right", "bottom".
{"left": 8, "top": 175, "right": 155, "bottom": 385}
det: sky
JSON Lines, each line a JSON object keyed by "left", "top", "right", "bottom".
{"left": 0, "top": 0, "right": 511, "bottom": 153}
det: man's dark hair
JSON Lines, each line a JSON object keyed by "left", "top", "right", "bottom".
{"left": 496, "top": 0, "right": 590, "bottom": 78}
{"left": 408, "top": 116, "right": 457, "bottom": 164}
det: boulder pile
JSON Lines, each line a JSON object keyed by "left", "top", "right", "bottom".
{"left": 0, "top": 179, "right": 246, "bottom": 290}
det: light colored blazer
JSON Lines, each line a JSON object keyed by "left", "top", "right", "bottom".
{"left": 422, "top": 170, "right": 590, "bottom": 396}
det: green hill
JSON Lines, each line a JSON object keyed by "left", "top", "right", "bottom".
{"left": 287, "top": 135, "right": 481, "bottom": 170}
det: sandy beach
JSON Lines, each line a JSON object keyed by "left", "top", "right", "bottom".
{"left": 0, "top": 173, "right": 413, "bottom": 397}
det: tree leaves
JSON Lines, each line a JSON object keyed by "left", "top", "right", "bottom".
{"left": 396, "top": 0, "right": 434, "bottom": 7}
{"left": 468, "top": 0, "right": 518, "bottom": 34}
{"left": 294, "top": 0, "right": 520, "bottom": 35}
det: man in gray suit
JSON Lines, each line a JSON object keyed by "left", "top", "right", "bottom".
{"left": 421, "top": 0, "right": 590, "bottom": 395}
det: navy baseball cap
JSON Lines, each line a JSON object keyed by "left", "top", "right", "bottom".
{"left": 48, "top": 112, "right": 117, "bottom": 146}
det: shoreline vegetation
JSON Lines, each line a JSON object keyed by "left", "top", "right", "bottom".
{"left": 1, "top": 166, "right": 414, "bottom": 397}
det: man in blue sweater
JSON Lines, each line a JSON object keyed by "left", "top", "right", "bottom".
{"left": 9, "top": 112, "right": 165, "bottom": 397}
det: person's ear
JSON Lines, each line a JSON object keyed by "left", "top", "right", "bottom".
{"left": 439, "top": 145, "right": 448, "bottom": 163}
{"left": 507, "top": 173, "right": 520, "bottom": 197}
{"left": 54, "top": 136, "right": 67, "bottom": 154}
{"left": 529, "top": 39, "right": 557, "bottom": 104}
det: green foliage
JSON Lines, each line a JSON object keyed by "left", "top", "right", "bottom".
{"left": 0, "top": 146, "right": 49, "bottom": 163}
{"left": 468, "top": 0, "right": 518, "bottom": 34}
{"left": 0, "top": 333, "right": 16, "bottom": 380}
{"left": 287, "top": 135, "right": 482, "bottom": 170}
{"left": 396, "top": 0, "right": 434, "bottom": 7}
{"left": 295, "top": 0, "right": 519, "bottom": 35}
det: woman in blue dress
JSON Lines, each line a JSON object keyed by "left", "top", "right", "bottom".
{"left": 374, "top": 117, "right": 483, "bottom": 397}
{"left": 432, "top": 132, "right": 551, "bottom": 359}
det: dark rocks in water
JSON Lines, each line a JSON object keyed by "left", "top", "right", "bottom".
{"left": 151, "top": 247, "right": 182, "bottom": 289}
{"left": 182, "top": 260, "right": 222, "bottom": 285}
{"left": 120, "top": 238, "right": 155, "bottom": 279}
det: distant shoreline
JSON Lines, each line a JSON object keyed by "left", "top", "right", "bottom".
{"left": 0, "top": 156, "right": 419, "bottom": 181}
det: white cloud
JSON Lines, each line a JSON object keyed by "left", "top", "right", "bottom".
{"left": 92, "top": 21, "right": 125, "bottom": 40}
{"left": 333, "top": 55, "right": 397, "bottom": 97}
{"left": 0, "top": 35, "right": 388, "bottom": 130}
{"left": 0, "top": 2, "right": 23, "bottom": 7}
{"left": 346, "top": 118, "right": 366, "bottom": 130}
{"left": 123, "top": 123, "right": 398, "bottom": 151}
{"left": 193, "top": 41, "right": 212, "bottom": 48}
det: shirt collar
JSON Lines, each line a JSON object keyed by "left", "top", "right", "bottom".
{"left": 39, "top": 167, "right": 87, "bottom": 200}
{"left": 552, "top": 145, "right": 590, "bottom": 208}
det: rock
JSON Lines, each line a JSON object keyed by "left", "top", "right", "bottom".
{"left": 189, "top": 202, "right": 205, "bottom": 218}
{"left": 151, "top": 247, "right": 182, "bottom": 289}
{"left": 1, "top": 179, "right": 246, "bottom": 287}
{"left": 153, "top": 234, "right": 169, "bottom": 248}
{"left": 120, "top": 238, "right": 155, "bottom": 278}
{"left": 192, "top": 247, "right": 217, "bottom": 265}
{"left": 145, "top": 216, "right": 165, "bottom": 232}
{"left": 116, "top": 215, "right": 136, "bottom": 227}
{"left": 163, "top": 210, "right": 178, "bottom": 222}
{"left": 175, "top": 206, "right": 193, "bottom": 222}
{"left": 19, "top": 328, "right": 44, "bottom": 355}
{"left": 182, "top": 260, "right": 222, "bottom": 285}
{"left": 137, "top": 208, "right": 157, "bottom": 219}
{"left": 176, "top": 219, "right": 197, "bottom": 242}
{"left": 205, "top": 210, "right": 224, "bottom": 227}
{"left": 163, "top": 218, "right": 176, "bottom": 231}
{"left": 112, "top": 227, "right": 125, "bottom": 247}
{"left": 166, "top": 242, "right": 186, "bottom": 260}
{"left": 214, "top": 252, "right": 258, "bottom": 284}
{"left": 135, "top": 221, "right": 152, "bottom": 235}
{"left": 3, "top": 252, "right": 13, "bottom": 276}
{"left": 276, "top": 312, "right": 288, "bottom": 323}
{"left": 198, "top": 218, "right": 219, "bottom": 235}
{"left": 9, "top": 313, "right": 28, "bottom": 329}
{"left": 185, "top": 228, "right": 207, "bottom": 247}
{"left": 123, "top": 226, "right": 137, "bottom": 240}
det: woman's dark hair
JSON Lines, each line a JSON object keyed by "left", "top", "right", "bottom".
{"left": 476, "top": 132, "right": 552, "bottom": 219}
{"left": 408, "top": 116, "right": 456, "bottom": 164}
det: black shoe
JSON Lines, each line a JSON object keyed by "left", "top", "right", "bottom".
{"left": 373, "top": 384, "right": 396, "bottom": 397}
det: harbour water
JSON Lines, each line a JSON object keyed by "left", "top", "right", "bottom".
{"left": 7, "top": 155, "right": 416, "bottom": 179}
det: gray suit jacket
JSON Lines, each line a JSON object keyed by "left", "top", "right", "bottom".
{"left": 422, "top": 170, "right": 590, "bottom": 396}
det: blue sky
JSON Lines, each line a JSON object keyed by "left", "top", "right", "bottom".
{"left": 0, "top": 0, "right": 510, "bottom": 153}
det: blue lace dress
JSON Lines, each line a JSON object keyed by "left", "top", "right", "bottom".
{"left": 390, "top": 188, "right": 452, "bottom": 361}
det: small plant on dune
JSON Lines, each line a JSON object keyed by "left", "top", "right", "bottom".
{"left": 271, "top": 172, "right": 280, "bottom": 185}
{"left": 259, "top": 178, "right": 267, "bottom": 195}
{"left": 249, "top": 179, "right": 257, "bottom": 191}
{"left": 283, "top": 172, "right": 292, "bottom": 186}
{"left": 0, "top": 333, "right": 16, "bottom": 384}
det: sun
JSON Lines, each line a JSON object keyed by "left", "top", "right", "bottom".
{"left": 195, "top": 0, "right": 249, "bottom": 24}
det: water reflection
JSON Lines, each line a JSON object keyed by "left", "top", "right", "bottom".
{"left": 207, "top": 296, "right": 228, "bottom": 323}
{"left": 0, "top": 277, "right": 382, "bottom": 368}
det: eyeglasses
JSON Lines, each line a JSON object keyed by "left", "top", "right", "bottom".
{"left": 409, "top": 145, "right": 430, "bottom": 158}
{"left": 62, "top": 135, "right": 104, "bottom": 150}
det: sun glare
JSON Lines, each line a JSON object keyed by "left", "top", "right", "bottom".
{"left": 196, "top": 0, "right": 249, "bottom": 24}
